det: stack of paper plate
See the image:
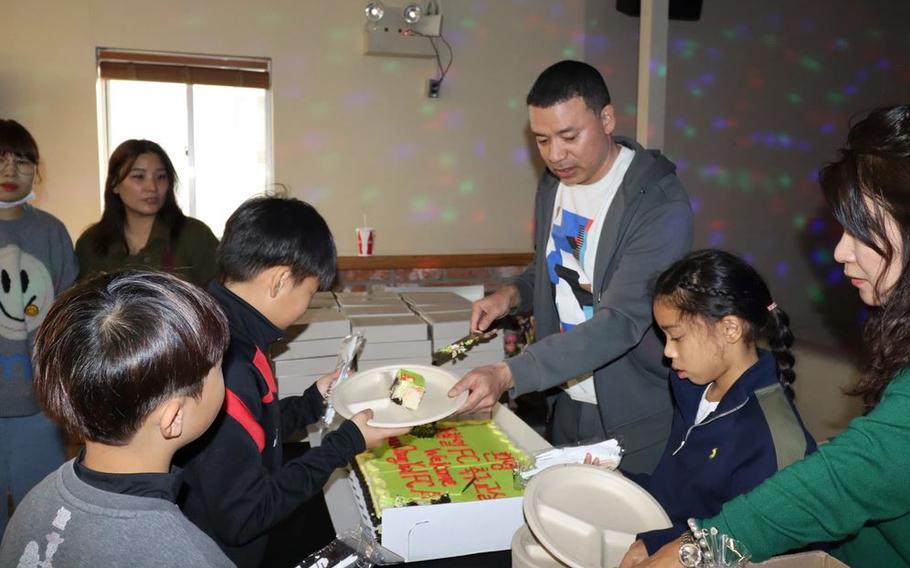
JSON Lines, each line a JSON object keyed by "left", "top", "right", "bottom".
{"left": 512, "top": 464, "right": 671, "bottom": 568}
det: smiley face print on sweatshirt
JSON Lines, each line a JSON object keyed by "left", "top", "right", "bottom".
{"left": 0, "top": 245, "right": 54, "bottom": 341}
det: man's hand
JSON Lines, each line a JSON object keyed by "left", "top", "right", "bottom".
{"left": 628, "top": 536, "right": 685, "bottom": 567}
{"left": 350, "top": 409, "right": 412, "bottom": 449}
{"left": 448, "top": 362, "right": 515, "bottom": 415}
{"left": 470, "top": 285, "right": 519, "bottom": 332}
{"left": 315, "top": 368, "right": 341, "bottom": 399}
{"left": 618, "top": 540, "right": 649, "bottom": 568}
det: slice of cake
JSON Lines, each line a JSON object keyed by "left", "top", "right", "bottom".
{"left": 389, "top": 368, "right": 426, "bottom": 410}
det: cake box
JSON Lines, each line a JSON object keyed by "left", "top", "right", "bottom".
{"left": 323, "top": 404, "right": 551, "bottom": 563}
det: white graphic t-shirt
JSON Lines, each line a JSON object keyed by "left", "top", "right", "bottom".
{"left": 544, "top": 146, "right": 634, "bottom": 404}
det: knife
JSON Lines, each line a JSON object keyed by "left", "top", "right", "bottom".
{"left": 431, "top": 329, "right": 499, "bottom": 366}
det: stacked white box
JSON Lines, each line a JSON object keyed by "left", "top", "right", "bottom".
{"left": 350, "top": 312, "right": 432, "bottom": 370}
{"left": 272, "top": 302, "right": 351, "bottom": 398}
{"left": 413, "top": 307, "right": 505, "bottom": 376}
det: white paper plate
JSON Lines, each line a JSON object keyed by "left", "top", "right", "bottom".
{"left": 523, "top": 464, "right": 671, "bottom": 568}
{"left": 331, "top": 364, "right": 468, "bottom": 427}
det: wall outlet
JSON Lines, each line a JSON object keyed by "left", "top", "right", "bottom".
{"left": 427, "top": 79, "right": 441, "bottom": 98}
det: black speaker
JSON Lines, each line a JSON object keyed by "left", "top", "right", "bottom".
{"left": 616, "top": 0, "right": 703, "bottom": 21}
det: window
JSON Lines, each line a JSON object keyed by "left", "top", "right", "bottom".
{"left": 97, "top": 49, "right": 271, "bottom": 237}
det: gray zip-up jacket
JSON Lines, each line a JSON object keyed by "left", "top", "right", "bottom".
{"left": 506, "top": 136, "right": 693, "bottom": 464}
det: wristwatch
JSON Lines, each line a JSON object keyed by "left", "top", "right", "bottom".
{"left": 678, "top": 530, "right": 702, "bottom": 568}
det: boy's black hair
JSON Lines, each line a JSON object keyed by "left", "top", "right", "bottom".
{"left": 0, "top": 119, "right": 39, "bottom": 164}
{"left": 526, "top": 60, "right": 611, "bottom": 114}
{"left": 654, "top": 249, "right": 797, "bottom": 395}
{"left": 33, "top": 271, "right": 229, "bottom": 445}
{"left": 217, "top": 196, "right": 337, "bottom": 289}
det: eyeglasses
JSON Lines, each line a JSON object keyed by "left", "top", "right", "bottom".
{"left": 0, "top": 154, "right": 37, "bottom": 175}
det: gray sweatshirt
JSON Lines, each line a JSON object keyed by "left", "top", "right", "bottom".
{"left": 0, "top": 205, "right": 77, "bottom": 417}
{"left": 0, "top": 460, "right": 235, "bottom": 567}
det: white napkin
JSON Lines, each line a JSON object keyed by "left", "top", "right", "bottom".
{"left": 520, "top": 438, "right": 622, "bottom": 480}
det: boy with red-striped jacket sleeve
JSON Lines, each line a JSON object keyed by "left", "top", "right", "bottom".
{"left": 176, "top": 197, "right": 409, "bottom": 568}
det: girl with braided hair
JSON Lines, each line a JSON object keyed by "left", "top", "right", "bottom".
{"left": 631, "top": 104, "right": 910, "bottom": 568}
{"left": 617, "top": 248, "right": 817, "bottom": 566}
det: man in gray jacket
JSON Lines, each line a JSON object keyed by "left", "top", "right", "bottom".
{"left": 450, "top": 60, "right": 693, "bottom": 474}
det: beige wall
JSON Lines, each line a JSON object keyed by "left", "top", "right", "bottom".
{"left": 2, "top": 0, "right": 599, "bottom": 255}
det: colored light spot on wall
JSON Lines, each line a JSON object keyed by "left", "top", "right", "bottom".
{"left": 474, "top": 140, "right": 486, "bottom": 158}
{"left": 439, "top": 152, "right": 456, "bottom": 168}
{"left": 807, "top": 285, "right": 825, "bottom": 305}
{"left": 420, "top": 102, "right": 437, "bottom": 116}
{"left": 307, "top": 101, "right": 331, "bottom": 118}
{"left": 459, "top": 180, "right": 475, "bottom": 195}
{"left": 462, "top": 18, "right": 476, "bottom": 29}
{"left": 827, "top": 92, "right": 846, "bottom": 105}
{"left": 658, "top": 64, "right": 667, "bottom": 78}
{"left": 809, "top": 218, "right": 826, "bottom": 235}
{"left": 708, "top": 230, "right": 726, "bottom": 247}
{"left": 382, "top": 60, "right": 400, "bottom": 74}
{"left": 690, "top": 197, "right": 701, "bottom": 213}
{"left": 787, "top": 93, "right": 802, "bottom": 104}
{"left": 411, "top": 196, "right": 428, "bottom": 210}
{"left": 826, "top": 267, "right": 843, "bottom": 285}
{"left": 778, "top": 174, "right": 792, "bottom": 188}
{"left": 328, "top": 28, "right": 349, "bottom": 41}
{"left": 690, "top": 87, "right": 703, "bottom": 97}
{"left": 684, "top": 126, "right": 696, "bottom": 138}
{"left": 588, "top": 18, "right": 599, "bottom": 28}
{"left": 361, "top": 185, "right": 380, "bottom": 202}
{"left": 834, "top": 37, "right": 850, "bottom": 51}
{"left": 776, "top": 261, "right": 789, "bottom": 277}
{"left": 512, "top": 146, "right": 530, "bottom": 164}
{"left": 507, "top": 98, "right": 520, "bottom": 111}
{"left": 793, "top": 215, "right": 807, "bottom": 229}
{"left": 800, "top": 55, "right": 821, "bottom": 72}
{"left": 562, "top": 47, "right": 576, "bottom": 58}
{"left": 441, "top": 208, "right": 457, "bottom": 223}
{"left": 471, "top": 210, "right": 486, "bottom": 224}
{"left": 812, "top": 248, "right": 832, "bottom": 265}
{"left": 625, "top": 104, "right": 637, "bottom": 116}
{"left": 762, "top": 34, "right": 778, "bottom": 48}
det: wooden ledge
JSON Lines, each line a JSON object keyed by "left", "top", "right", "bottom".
{"left": 337, "top": 253, "right": 533, "bottom": 270}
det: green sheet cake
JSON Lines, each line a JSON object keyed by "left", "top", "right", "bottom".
{"left": 353, "top": 420, "right": 530, "bottom": 522}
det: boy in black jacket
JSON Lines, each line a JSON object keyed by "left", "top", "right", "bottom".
{"left": 177, "top": 197, "right": 409, "bottom": 567}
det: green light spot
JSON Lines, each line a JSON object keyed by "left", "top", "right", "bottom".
{"left": 684, "top": 126, "right": 696, "bottom": 139}
{"left": 459, "top": 180, "right": 475, "bottom": 195}
{"left": 787, "top": 93, "right": 802, "bottom": 104}
{"left": 793, "top": 215, "right": 806, "bottom": 229}
{"left": 411, "top": 196, "right": 428, "bottom": 210}
{"left": 717, "top": 169, "right": 732, "bottom": 187}
{"left": 778, "top": 174, "right": 793, "bottom": 188}
{"left": 588, "top": 18, "right": 599, "bottom": 28}
{"left": 722, "top": 28, "right": 737, "bottom": 40}
{"left": 462, "top": 18, "right": 476, "bottom": 29}
{"left": 658, "top": 64, "right": 667, "bottom": 78}
{"left": 827, "top": 92, "right": 846, "bottom": 105}
{"left": 808, "top": 285, "right": 825, "bottom": 305}
{"left": 736, "top": 171, "right": 752, "bottom": 192}
{"left": 441, "top": 208, "right": 457, "bottom": 223}
{"left": 507, "top": 98, "right": 519, "bottom": 111}
{"left": 691, "top": 88, "right": 703, "bottom": 98}
{"left": 625, "top": 104, "right": 637, "bottom": 115}
{"left": 420, "top": 102, "right": 436, "bottom": 116}
{"left": 361, "top": 186, "right": 380, "bottom": 201}
{"left": 562, "top": 47, "right": 576, "bottom": 58}
{"left": 440, "top": 152, "right": 456, "bottom": 168}
{"left": 382, "top": 60, "right": 400, "bottom": 74}
{"left": 308, "top": 101, "right": 330, "bottom": 117}
{"left": 800, "top": 55, "right": 821, "bottom": 73}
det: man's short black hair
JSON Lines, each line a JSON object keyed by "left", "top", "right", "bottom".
{"left": 218, "top": 196, "right": 337, "bottom": 289}
{"left": 33, "top": 271, "right": 229, "bottom": 445}
{"left": 526, "top": 60, "right": 611, "bottom": 114}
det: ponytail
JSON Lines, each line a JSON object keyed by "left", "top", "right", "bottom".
{"left": 765, "top": 306, "right": 796, "bottom": 396}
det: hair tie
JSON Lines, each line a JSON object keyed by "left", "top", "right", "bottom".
{"left": 767, "top": 302, "right": 777, "bottom": 312}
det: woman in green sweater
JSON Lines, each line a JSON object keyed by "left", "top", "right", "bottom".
{"left": 75, "top": 139, "right": 218, "bottom": 287}
{"left": 634, "top": 105, "right": 910, "bottom": 568}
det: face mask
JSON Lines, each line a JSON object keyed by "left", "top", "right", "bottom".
{"left": 0, "top": 190, "right": 36, "bottom": 209}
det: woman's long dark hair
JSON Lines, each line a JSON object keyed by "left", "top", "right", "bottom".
{"left": 91, "top": 139, "right": 186, "bottom": 255}
{"left": 654, "top": 249, "right": 796, "bottom": 396}
{"left": 820, "top": 104, "right": 910, "bottom": 408}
